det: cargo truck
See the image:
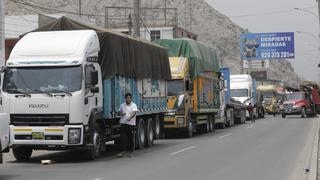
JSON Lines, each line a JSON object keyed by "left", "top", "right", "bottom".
{"left": 230, "top": 75, "right": 264, "bottom": 119}
{"left": 257, "top": 85, "right": 279, "bottom": 115}
{"left": 280, "top": 84, "right": 320, "bottom": 118}
{"left": 3, "top": 17, "right": 171, "bottom": 161}
{"left": 217, "top": 68, "right": 247, "bottom": 128}
{"left": 154, "top": 39, "right": 220, "bottom": 137}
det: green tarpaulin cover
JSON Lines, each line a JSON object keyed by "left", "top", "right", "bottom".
{"left": 30, "top": 16, "right": 171, "bottom": 80}
{"left": 154, "top": 38, "right": 220, "bottom": 79}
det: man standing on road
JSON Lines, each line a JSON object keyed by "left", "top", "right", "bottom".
{"left": 247, "top": 103, "right": 254, "bottom": 123}
{"left": 117, "top": 93, "right": 138, "bottom": 158}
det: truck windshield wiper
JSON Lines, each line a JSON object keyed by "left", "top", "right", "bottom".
{"left": 50, "top": 89, "right": 72, "bottom": 96}
{"left": 8, "top": 89, "right": 31, "bottom": 97}
{"left": 28, "top": 89, "right": 54, "bottom": 97}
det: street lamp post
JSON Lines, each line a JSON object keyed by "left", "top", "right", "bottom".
{"left": 296, "top": 30, "right": 320, "bottom": 83}
{"left": 294, "top": 7, "right": 320, "bottom": 38}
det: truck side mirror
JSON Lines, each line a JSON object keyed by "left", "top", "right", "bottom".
{"left": 90, "top": 71, "right": 98, "bottom": 86}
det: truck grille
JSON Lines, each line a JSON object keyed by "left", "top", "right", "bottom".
{"left": 284, "top": 103, "right": 293, "bottom": 110}
{"left": 10, "top": 114, "right": 69, "bottom": 126}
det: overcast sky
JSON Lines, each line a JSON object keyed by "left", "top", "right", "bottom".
{"left": 206, "top": 0, "right": 319, "bottom": 82}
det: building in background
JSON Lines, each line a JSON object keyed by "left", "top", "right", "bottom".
{"left": 115, "top": 26, "right": 197, "bottom": 41}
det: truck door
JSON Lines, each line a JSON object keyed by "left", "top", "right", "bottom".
{"left": 83, "top": 63, "right": 102, "bottom": 125}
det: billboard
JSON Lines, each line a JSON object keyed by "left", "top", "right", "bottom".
{"left": 240, "top": 32, "right": 295, "bottom": 60}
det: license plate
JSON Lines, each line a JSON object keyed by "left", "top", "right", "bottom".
{"left": 32, "top": 132, "right": 44, "bottom": 140}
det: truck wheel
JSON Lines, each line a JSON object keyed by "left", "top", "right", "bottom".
{"left": 12, "top": 147, "right": 32, "bottom": 161}
{"left": 282, "top": 114, "right": 286, "bottom": 118}
{"left": 301, "top": 107, "right": 306, "bottom": 118}
{"left": 185, "top": 121, "right": 193, "bottom": 138}
{"left": 85, "top": 122, "right": 102, "bottom": 160}
{"left": 114, "top": 138, "right": 121, "bottom": 149}
{"left": 209, "top": 115, "right": 214, "bottom": 132}
{"left": 206, "top": 119, "right": 210, "bottom": 133}
{"left": 145, "top": 118, "right": 154, "bottom": 147}
{"left": 135, "top": 118, "right": 146, "bottom": 149}
{"left": 153, "top": 115, "right": 160, "bottom": 140}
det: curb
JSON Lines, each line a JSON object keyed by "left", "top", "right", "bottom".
{"left": 308, "top": 117, "right": 319, "bottom": 180}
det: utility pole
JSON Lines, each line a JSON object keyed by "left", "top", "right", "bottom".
{"left": 0, "top": 0, "right": 4, "bottom": 67}
{"left": 164, "top": 0, "right": 167, "bottom": 26}
{"left": 79, "top": 0, "right": 82, "bottom": 16}
{"left": 133, "top": 0, "right": 140, "bottom": 37}
{"left": 128, "top": 14, "right": 133, "bottom": 36}
{"left": 189, "top": 0, "right": 192, "bottom": 31}
{"left": 317, "top": 0, "right": 320, "bottom": 38}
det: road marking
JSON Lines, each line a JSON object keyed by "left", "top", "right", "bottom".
{"left": 218, "top": 133, "right": 232, "bottom": 139}
{"left": 247, "top": 125, "right": 254, "bottom": 129}
{"left": 170, "top": 146, "right": 196, "bottom": 155}
{"left": 93, "top": 178, "right": 102, "bottom": 180}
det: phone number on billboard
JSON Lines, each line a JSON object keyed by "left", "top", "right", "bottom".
{"left": 261, "top": 52, "right": 292, "bottom": 58}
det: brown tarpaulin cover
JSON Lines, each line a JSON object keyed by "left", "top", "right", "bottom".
{"left": 31, "top": 16, "right": 171, "bottom": 80}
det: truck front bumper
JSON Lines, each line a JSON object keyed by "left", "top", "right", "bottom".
{"left": 281, "top": 107, "right": 302, "bottom": 115}
{"left": 10, "top": 125, "right": 84, "bottom": 147}
{"left": 265, "top": 106, "right": 274, "bottom": 113}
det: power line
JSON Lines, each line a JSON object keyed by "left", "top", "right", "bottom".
{"left": 228, "top": 6, "right": 318, "bottom": 18}
{"left": 12, "top": 15, "right": 38, "bottom": 23}
{"left": 229, "top": 10, "right": 294, "bottom": 18}
{"left": 9, "top": 0, "right": 105, "bottom": 17}
{"left": 1, "top": 21, "right": 37, "bottom": 28}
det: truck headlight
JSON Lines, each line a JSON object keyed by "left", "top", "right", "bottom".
{"left": 68, "top": 128, "right": 81, "bottom": 144}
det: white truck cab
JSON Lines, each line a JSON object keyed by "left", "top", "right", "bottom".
{"left": 230, "top": 75, "right": 256, "bottom": 117}
{"left": 3, "top": 30, "right": 103, "bottom": 160}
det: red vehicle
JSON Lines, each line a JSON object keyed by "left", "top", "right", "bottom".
{"left": 280, "top": 85, "right": 320, "bottom": 118}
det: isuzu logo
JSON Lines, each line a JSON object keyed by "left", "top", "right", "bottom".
{"left": 29, "top": 104, "right": 49, "bottom": 108}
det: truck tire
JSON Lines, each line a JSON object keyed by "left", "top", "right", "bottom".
{"left": 12, "top": 147, "right": 32, "bottom": 161}
{"left": 114, "top": 138, "right": 121, "bottom": 149}
{"left": 261, "top": 109, "right": 265, "bottom": 118}
{"left": 282, "top": 114, "right": 286, "bottom": 118}
{"left": 145, "top": 118, "right": 154, "bottom": 147}
{"left": 206, "top": 119, "right": 210, "bottom": 132}
{"left": 85, "top": 122, "right": 103, "bottom": 160}
{"left": 135, "top": 118, "right": 146, "bottom": 149}
{"left": 301, "top": 107, "right": 306, "bottom": 118}
{"left": 185, "top": 121, "right": 193, "bottom": 138}
{"left": 153, "top": 115, "right": 160, "bottom": 140}
{"left": 209, "top": 115, "right": 214, "bottom": 132}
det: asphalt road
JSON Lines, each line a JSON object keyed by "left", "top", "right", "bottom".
{"left": 0, "top": 115, "right": 318, "bottom": 180}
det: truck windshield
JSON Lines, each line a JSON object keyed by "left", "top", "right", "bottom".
{"left": 3, "top": 66, "right": 82, "bottom": 93}
{"left": 167, "top": 80, "right": 184, "bottom": 96}
{"left": 230, "top": 89, "right": 248, "bottom": 97}
{"left": 260, "top": 91, "right": 274, "bottom": 98}
{"left": 287, "top": 93, "right": 305, "bottom": 101}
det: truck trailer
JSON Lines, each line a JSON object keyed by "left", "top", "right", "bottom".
{"left": 3, "top": 17, "right": 171, "bottom": 161}
{"left": 154, "top": 39, "right": 220, "bottom": 137}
